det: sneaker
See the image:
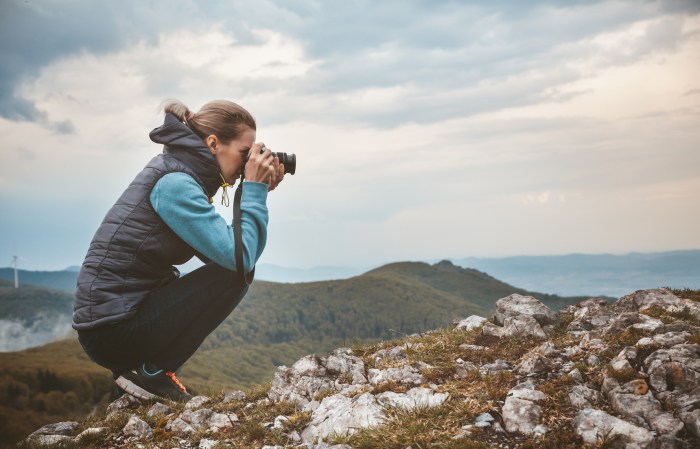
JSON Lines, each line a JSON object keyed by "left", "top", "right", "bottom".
{"left": 115, "top": 365, "right": 192, "bottom": 401}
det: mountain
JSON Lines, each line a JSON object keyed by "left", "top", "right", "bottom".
{"left": 255, "top": 263, "right": 373, "bottom": 283}
{"left": 0, "top": 268, "right": 78, "bottom": 292}
{"left": 20, "top": 288, "right": 700, "bottom": 449}
{"left": 452, "top": 249, "right": 700, "bottom": 297}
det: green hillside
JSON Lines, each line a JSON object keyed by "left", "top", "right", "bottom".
{"left": 0, "top": 280, "right": 74, "bottom": 321}
{"left": 0, "top": 339, "right": 115, "bottom": 447}
{"left": 0, "top": 260, "right": 587, "bottom": 447}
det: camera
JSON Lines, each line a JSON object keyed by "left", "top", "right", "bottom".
{"left": 272, "top": 151, "right": 296, "bottom": 175}
{"left": 245, "top": 146, "right": 296, "bottom": 175}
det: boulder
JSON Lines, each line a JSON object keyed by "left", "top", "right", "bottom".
{"left": 573, "top": 408, "right": 655, "bottom": 449}
{"left": 454, "top": 315, "right": 488, "bottom": 331}
{"left": 122, "top": 415, "right": 152, "bottom": 439}
{"left": 495, "top": 294, "right": 560, "bottom": 326}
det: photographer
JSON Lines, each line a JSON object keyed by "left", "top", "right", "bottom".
{"left": 72, "top": 99, "right": 284, "bottom": 400}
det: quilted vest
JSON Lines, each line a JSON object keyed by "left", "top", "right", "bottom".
{"left": 73, "top": 114, "right": 222, "bottom": 330}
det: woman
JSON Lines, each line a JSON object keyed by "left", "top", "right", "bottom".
{"left": 72, "top": 99, "right": 284, "bottom": 401}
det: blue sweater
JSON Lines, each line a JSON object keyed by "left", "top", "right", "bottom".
{"left": 150, "top": 172, "right": 268, "bottom": 273}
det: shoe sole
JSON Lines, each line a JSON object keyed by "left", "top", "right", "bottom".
{"left": 115, "top": 376, "right": 158, "bottom": 400}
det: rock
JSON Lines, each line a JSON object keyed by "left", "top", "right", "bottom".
{"left": 459, "top": 344, "right": 489, "bottom": 352}
{"left": 185, "top": 395, "right": 211, "bottom": 409}
{"left": 325, "top": 348, "right": 367, "bottom": 384}
{"left": 222, "top": 390, "right": 246, "bottom": 402}
{"left": 268, "top": 355, "right": 336, "bottom": 407}
{"left": 502, "top": 397, "right": 542, "bottom": 434}
{"left": 75, "top": 427, "right": 108, "bottom": 440}
{"left": 147, "top": 402, "right": 171, "bottom": 417}
{"left": 27, "top": 435, "right": 73, "bottom": 445}
{"left": 107, "top": 394, "right": 141, "bottom": 412}
{"left": 300, "top": 392, "right": 385, "bottom": 442}
{"left": 208, "top": 412, "right": 239, "bottom": 431}
{"left": 367, "top": 362, "right": 429, "bottom": 385}
{"left": 587, "top": 355, "right": 601, "bottom": 366}
{"left": 165, "top": 417, "right": 195, "bottom": 434}
{"left": 454, "top": 360, "right": 478, "bottom": 379}
{"left": 180, "top": 408, "right": 214, "bottom": 429}
{"left": 376, "top": 387, "right": 449, "bottom": 409}
{"left": 122, "top": 415, "right": 152, "bottom": 439}
{"left": 617, "top": 289, "right": 700, "bottom": 320}
{"left": 480, "top": 359, "right": 512, "bottom": 375}
{"left": 516, "top": 352, "right": 556, "bottom": 376}
{"left": 474, "top": 412, "right": 495, "bottom": 427}
{"left": 644, "top": 344, "right": 700, "bottom": 394}
{"left": 638, "top": 332, "right": 693, "bottom": 349}
{"left": 28, "top": 421, "right": 79, "bottom": 438}
{"left": 569, "top": 368, "right": 584, "bottom": 383}
{"left": 573, "top": 408, "right": 655, "bottom": 448}
{"left": 568, "top": 385, "right": 602, "bottom": 410}
{"left": 502, "top": 314, "right": 547, "bottom": 339}
{"left": 502, "top": 381, "right": 545, "bottom": 434}
{"left": 482, "top": 322, "right": 506, "bottom": 337}
{"left": 454, "top": 315, "right": 488, "bottom": 331}
{"left": 679, "top": 409, "right": 700, "bottom": 438}
{"left": 495, "top": 294, "right": 560, "bottom": 326}
{"left": 199, "top": 438, "right": 218, "bottom": 449}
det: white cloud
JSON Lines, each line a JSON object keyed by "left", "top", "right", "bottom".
{"left": 1, "top": 2, "right": 699, "bottom": 270}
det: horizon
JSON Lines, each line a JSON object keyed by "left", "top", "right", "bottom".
{"left": 2, "top": 1, "right": 699, "bottom": 271}
{"left": 1, "top": 247, "right": 698, "bottom": 273}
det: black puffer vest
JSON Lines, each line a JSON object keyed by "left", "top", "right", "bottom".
{"left": 73, "top": 114, "right": 222, "bottom": 330}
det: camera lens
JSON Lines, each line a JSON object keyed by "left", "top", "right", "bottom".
{"left": 272, "top": 152, "right": 296, "bottom": 175}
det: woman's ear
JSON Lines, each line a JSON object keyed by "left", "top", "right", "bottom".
{"left": 206, "top": 135, "right": 218, "bottom": 154}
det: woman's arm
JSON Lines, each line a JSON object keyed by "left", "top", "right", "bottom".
{"left": 150, "top": 172, "right": 268, "bottom": 273}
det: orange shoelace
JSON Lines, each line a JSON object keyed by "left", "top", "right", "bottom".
{"left": 166, "top": 371, "right": 188, "bottom": 394}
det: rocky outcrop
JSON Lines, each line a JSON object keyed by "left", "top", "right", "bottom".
{"left": 25, "top": 288, "right": 700, "bottom": 448}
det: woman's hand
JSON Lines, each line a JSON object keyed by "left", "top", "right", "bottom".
{"left": 268, "top": 156, "right": 285, "bottom": 191}
{"left": 244, "top": 143, "right": 275, "bottom": 184}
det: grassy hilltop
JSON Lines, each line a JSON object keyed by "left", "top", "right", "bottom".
{"left": 0, "top": 260, "right": 587, "bottom": 447}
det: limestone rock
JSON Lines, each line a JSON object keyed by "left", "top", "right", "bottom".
{"left": 146, "top": 402, "right": 171, "bottom": 417}
{"left": 568, "top": 385, "right": 602, "bottom": 410}
{"left": 367, "top": 361, "right": 429, "bottom": 385}
{"left": 122, "top": 415, "right": 152, "bottom": 439}
{"left": 495, "top": 294, "right": 560, "bottom": 326}
{"left": 300, "top": 392, "right": 385, "bottom": 442}
{"left": 502, "top": 381, "right": 545, "bottom": 434}
{"left": 573, "top": 408, "right": 655, "bottom": 449}
{"left": 454, "top": 315, "right": 488, "bottom": 331}
{"left": 185, "top": 395, "right": 211, "bottom": 409}
{"left": 502, "top": 315, "right": 547, "bottom": 339}
{"left": 222, "top": 390, "right": 246, "bottom": 402}
{"left": 376, "top": 387, "right": 449, "bottom": 409}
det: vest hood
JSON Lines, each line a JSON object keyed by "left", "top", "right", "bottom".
{"left": 149, "top": 113, "right": 222, "bottom": 198}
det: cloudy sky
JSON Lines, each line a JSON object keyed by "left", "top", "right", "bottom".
{"left": 1, "top": 0, "right": 699, "bottom": 271}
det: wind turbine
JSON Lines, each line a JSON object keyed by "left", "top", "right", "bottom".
{"left": 11, "top": 245, "right": 29, "bottom": 288}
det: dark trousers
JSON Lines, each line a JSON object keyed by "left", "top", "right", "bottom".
{"left": 78, "top": 263, "right": 248, "bottom": 377}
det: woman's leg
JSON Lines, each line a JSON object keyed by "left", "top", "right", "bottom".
{"left": 79, "top": 262, "right": 248, "bottom": 375}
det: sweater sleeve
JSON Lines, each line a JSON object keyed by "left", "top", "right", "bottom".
{"left": 150, "top": 172, "right": 268, "bottom": 273}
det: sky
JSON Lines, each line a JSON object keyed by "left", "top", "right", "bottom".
{"left": 0, "top": 0, "right": 699, "bottom": 271}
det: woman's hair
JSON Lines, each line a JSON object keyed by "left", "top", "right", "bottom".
{"left": 162, "top": 99, "right": 256, "bottom": 143}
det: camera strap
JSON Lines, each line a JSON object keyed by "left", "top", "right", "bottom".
{"left": 233, "top": 178, "right": 255, "bottom": 285}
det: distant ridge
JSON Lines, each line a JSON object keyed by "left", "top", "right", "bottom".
{"left": 452, "top": 249, "right": 700, "bottom": 297}
{"left": 0, "top": 268, "right": 77, "bottom": 292}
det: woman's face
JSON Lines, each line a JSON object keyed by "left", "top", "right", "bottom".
{"left": 209, "top": 126, "right": 256, "bottom": 185}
